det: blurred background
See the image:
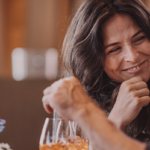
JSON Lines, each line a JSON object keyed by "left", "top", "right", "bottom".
{"left": 0, "top": 0, "right": 85, "bottom": 80}
{"left": 0, "top": 0, "right": 84, "bottom": 150}
{"left": 0, "top": 0, "right": 149, "bottom": 150}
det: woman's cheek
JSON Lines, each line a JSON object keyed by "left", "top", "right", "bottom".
{"left": 138, "top": 41, "right": 150, "bottom": 55}
{"left": 104, "top": 57, "right": 120, "bottom": 75}
{"left": 105, "top": 55, "right": 122, "bottom": 70}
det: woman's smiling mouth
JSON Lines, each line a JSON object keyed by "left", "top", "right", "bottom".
{"left": 122, "top": 60, "right": 147, "bottom": 74}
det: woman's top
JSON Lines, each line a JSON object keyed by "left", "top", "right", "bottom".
{"left": 146, "top": 142, "right": 150, "bottom": 150}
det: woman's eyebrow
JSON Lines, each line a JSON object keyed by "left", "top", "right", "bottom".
{"left": 104, "top": 42, "right": 120, "bottom": 50}
{"left": 132, "top": 30, "right": 143, "bottom": 38}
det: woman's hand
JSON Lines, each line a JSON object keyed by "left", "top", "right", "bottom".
{"left": 108, "top": 76, "right": 150, "bottom": 131}
{"left": 42, "top": 77, "right": 93, "bottom": 121}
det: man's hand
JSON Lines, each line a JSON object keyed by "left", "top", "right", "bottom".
{"left": 42, "top": 77, "right": 92, "bottom": 120}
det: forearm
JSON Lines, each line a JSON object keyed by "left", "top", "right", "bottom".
{"left": 73, "top": 102, "right": 146, "bottom": 150}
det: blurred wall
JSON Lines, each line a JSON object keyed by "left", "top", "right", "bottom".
{"left": 0, "top": 79, "right": 53, "bottom": 150}
{"left": 26, "top": 0, "right": 70, "bottom": 50}
{"left": 0, "top": 0, "right": 5, "bottom": 77}
{"left": 0, "top": 1, "right": 85, "bottom": 150}
{"left": 0, "top": 0, "right": 85, "bottom": 79}
{"left": 3, "top": 0, "right": 27, "bottom": 78}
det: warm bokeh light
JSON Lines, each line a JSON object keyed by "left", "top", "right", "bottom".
{"left": 12, "top": 48, "right": 27, "bottom": 81}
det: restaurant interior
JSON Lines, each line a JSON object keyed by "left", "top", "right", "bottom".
{"left": 0, "top": 0, "right": 149, "bottom": 150}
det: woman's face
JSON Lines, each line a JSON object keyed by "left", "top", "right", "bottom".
{"left": 103, "top": 14, "right": 150, "bottom": 83}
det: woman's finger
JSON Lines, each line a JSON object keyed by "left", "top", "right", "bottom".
{"left": 131, "top": 81, "right": 148, "bottom": 90}
{"left": 139, "top": 96, "right": 150, "bottom": 107}
{"left": 127, "top": 76, "right": 142, "bottom": 84}
{"left": 135, "top": 88, "right": 150, "bottom": 97}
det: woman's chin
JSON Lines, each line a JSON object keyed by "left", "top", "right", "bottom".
{"left": 128, "top": 75, "right": 149, "bottom": 82}
{"left": 119, "top": 74, "right": 150, "bottom": 83}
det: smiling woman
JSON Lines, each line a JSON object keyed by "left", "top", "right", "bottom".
{"left": 103, "top": 14, "right": 150, "bottom": 83}
{"left": 61, "top": 0, "right": 150, "bottom": 142}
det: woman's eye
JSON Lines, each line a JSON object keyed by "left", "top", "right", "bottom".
{"left": 134, "top": 36, "right": 146, "bottom": 43}
{"left": 108, "top": 47, "right": 121, "bottom": 54}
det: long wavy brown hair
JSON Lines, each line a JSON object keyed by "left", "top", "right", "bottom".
{"left": 61, "top": 0, "right": 150, "bottom": 142}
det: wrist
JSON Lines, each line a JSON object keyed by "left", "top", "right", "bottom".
{"left": 108, "top": 114, "right": 127, "bottom": 132}
{"left": 73, "top": 99, "right": 108, "bottom": 128}
{"left": 72, "top": 97, "right": 106, "bottom": 122}
{"left": 73, "top": 100, "right": 96, "bottom": 122}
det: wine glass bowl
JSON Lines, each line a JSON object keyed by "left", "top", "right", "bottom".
{"left": 39, "top": 118, "right": 89, "bottom": 150}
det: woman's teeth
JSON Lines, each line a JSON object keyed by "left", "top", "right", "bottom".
{"left": 128, "top": 65, "right": 140, "bottom": 71}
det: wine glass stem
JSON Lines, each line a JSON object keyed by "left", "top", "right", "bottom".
{"left": 53, "top": 110, "right": 59, "bottom": 119}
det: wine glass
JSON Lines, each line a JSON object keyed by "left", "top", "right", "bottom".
{"left": 39, "top": 118, "right": 89, "bottom": 150}
{"left": 0, "top": 119, "right": 6, "bottom": 133}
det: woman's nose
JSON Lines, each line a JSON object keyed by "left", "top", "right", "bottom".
{"left": 124, "top": 45, "right": 139, "bottom": 62}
